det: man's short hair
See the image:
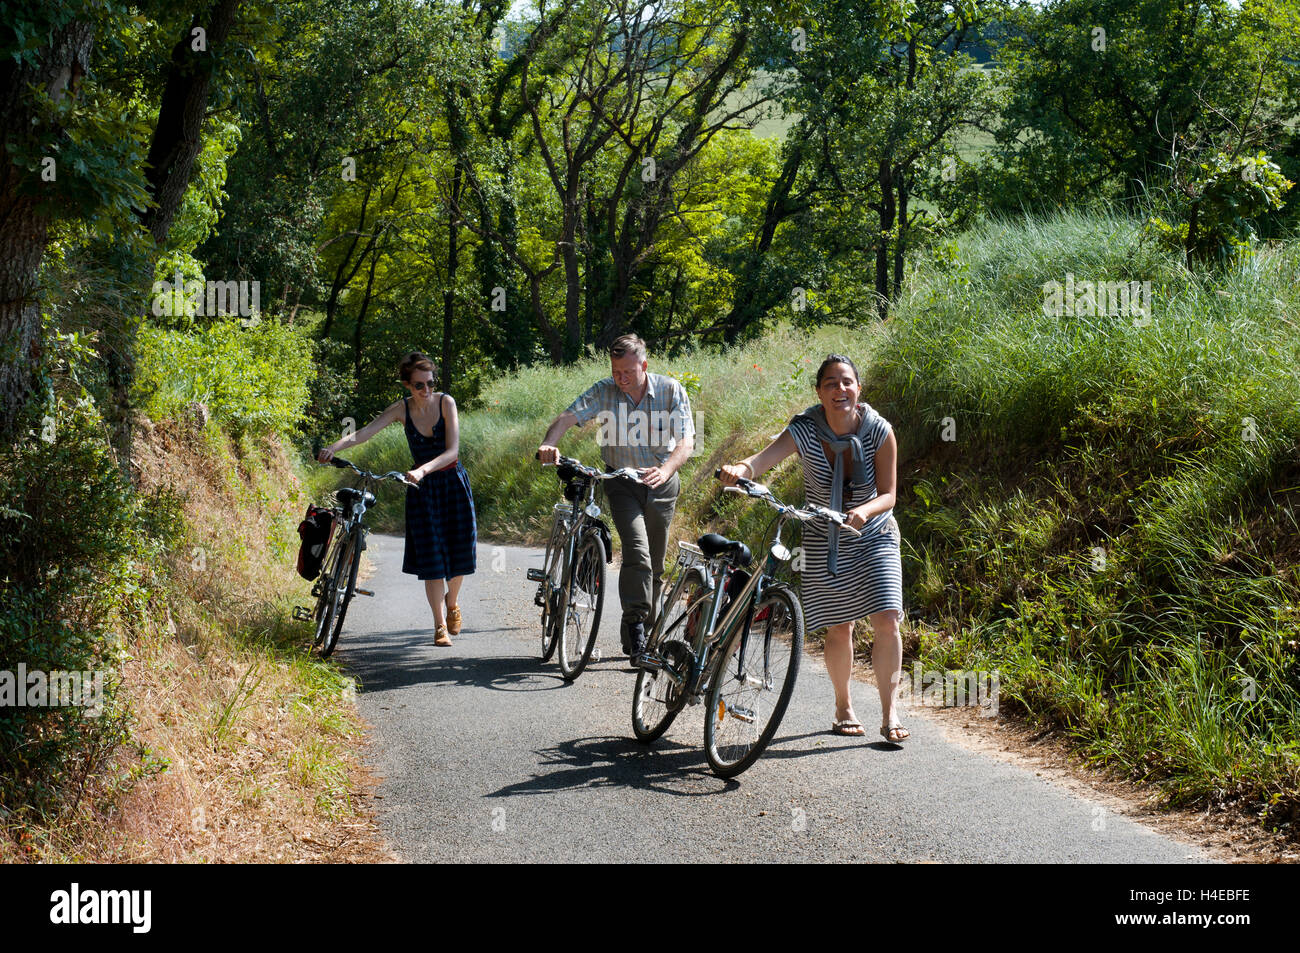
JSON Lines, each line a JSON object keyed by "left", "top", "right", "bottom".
{"left": 609, "top": 333, "right": 647, "bottom": 362}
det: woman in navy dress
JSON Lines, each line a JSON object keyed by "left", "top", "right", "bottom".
{"left": 318, "top": 352, "right": 477, "bottom": 646}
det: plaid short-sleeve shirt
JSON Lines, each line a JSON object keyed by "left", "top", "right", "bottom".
{"left": 566, "top": 373, "right": 695, "bottom": 470}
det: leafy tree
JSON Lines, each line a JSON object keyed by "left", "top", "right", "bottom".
{"left": 988, "top": 0, "right": 1300, "bottom": 210}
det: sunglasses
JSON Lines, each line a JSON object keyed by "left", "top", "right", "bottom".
{"left": 410, "top": 381, "right": 434, "bottom": 390}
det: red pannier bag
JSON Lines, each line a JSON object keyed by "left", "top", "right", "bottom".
{"left": 296, "top": 504, "right": 336, "bottom": 580}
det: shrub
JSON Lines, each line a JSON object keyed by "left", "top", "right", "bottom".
{"left": 134, "top": 317, "right": 315, "bottom": 438}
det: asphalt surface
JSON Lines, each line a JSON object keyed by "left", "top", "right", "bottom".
{"left": 340, "top": 534, "right": 1211, "bottom": 863}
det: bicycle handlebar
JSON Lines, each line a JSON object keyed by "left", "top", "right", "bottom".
{"left": 713, "top": 468, "right": 862, "bottom": 536}
{"left": 537, "top": 451, "right": 645, "bottom": 484}
{"left": 313, "top": 440, "right": 414, "bottom": 486}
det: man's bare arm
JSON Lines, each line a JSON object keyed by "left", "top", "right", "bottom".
{"left": 538, "top": 410, "right": 579, "bottom": 463}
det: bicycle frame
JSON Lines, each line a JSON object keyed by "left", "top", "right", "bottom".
{"left": 642, "top": 474, "right": 861, "bottom": 701}
{"left": 642, "top": 513, "right": 795, "bottom": 701}
{"left": 532, "top": 454, "right": 637, "bottom": 598}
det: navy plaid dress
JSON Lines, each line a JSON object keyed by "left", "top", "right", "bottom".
{"left": 402, "top": 395, "right": 477, "bottom": 580}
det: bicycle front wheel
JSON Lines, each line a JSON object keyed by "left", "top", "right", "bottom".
{"left": 320, "top": 533, "right": 359, "bottom": 658}
{"left": 557, "top": 532, "right": 605, "bottom": 680}
{"left": 538, "top": 515, "right": 568, "bottom": 662}
{"left": 703, "top": 583, "right": 803, "bottom": 778}
{"left": 313, "top": 530, "right": 346, "bottom": 650}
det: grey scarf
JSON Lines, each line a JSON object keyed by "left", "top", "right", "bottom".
{"left": 798, "top": 402, "right": 875, "bottom": 576}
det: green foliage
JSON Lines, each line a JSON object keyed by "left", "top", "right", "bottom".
{"left": 0, "top": 396, "right": 176, "bottom": 817}
{"left": 987, "top": 0, "right": 1300, "bottom": 213}
{"left": 1144, "top": 151, "right": 1294, "bottom": 265}
{"left": 134, "top": 318, "right": 315, "bottom": 438}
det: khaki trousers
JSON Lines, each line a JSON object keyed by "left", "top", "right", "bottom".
{"left": 602, "top": 472, "right": 680, "bottom": 633}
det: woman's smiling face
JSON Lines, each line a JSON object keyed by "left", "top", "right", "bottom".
{"left": 816, "top": 361, "right": 859, "bottom": 414}
{"left": 406, "top": 368, "right": 436, "bottom": 403}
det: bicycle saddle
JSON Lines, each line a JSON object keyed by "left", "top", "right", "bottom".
{"left": 697, "top": 533, "right": 751, "bottom": 565}
{"left": 336, "top": 486, "right": 376, "bottom": 509}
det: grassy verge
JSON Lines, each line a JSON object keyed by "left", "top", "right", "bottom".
{"left": 1, "top": 415, "right": 389, "bottom": 862}
{"left": 872, "top": 209, "right": 1300, "bottom": 833}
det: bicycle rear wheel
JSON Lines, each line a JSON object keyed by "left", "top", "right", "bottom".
{"left": 538, "top": 514, "right": 568, "bottom": 662}
{"left": 557, "top": 532, "right": 605, "bottom": 680}
{"left": 320, "top": 533, "right": 359, "bottom": 658}
{"left": 632, "top": 572, "right": 709, "bottom": 743}
{"left": 317, "top": 533, "right": 356, "bottom": 658}
{"left": 313, "top": 530, "right": 346, "bottom": 649}
{"left": 703, "top": 583, "right": 803, "bottom": 777}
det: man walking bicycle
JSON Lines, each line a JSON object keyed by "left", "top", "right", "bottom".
{"left": 537, "top": 334, "right": 695, "bottom": 665}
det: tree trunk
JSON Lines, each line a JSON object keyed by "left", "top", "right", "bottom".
{"left": 322, "top": 183, "right": 374, "bottom": 338}
{"left": 719, "top": 130, "right": 810, "bottom": 343}
{"left": 893, "top": 174, "right": 908, "bottom": 300}
{"left": 140, "top": 0, "right": 242, "bottom": 245}
{"left": 443, "top": 160, "right": 462, "bottom": 393}
{"left": 0, "top": 19, "right": 94, "bottom": 444}
{"left": 353, "top": 238, "right": 382, "bottom": 382}
{"left": 561, "top": 201, "right": 582, "bottom": 360}
{"left": 875, "top": 158, "right": 894, "bottom": 320}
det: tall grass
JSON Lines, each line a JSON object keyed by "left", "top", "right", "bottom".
{"left": 877, "top": 209, "right": 1300, "bottom": 827}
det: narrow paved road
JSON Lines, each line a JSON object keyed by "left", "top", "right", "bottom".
{"left": 340, "top": 535, "right": 1210, "bottom": 863}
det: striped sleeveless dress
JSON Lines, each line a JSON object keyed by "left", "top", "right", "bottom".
{"left": 402, "top": 395, "right": 477, "bottom": 581}
{"left": 786, "top": 403, "right": 903, "bottom": 631}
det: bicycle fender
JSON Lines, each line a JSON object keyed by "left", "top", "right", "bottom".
{"left": 591, "top": 520, "right": 613, "bottom": 563}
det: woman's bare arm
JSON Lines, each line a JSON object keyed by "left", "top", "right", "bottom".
{"left": 718, "top": 429, "right": 798, "bottom": 485}
{"left": 318, "top": 400, "right": 402, "bottom": 461}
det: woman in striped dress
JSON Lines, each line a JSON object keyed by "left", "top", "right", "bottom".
{"left": 719, "top": 354, "right": 907, "bottom": 744}
{"left": 318, "top": 352, "right": 477, "bottom": 646}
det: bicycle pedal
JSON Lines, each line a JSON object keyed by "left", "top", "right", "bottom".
{"left": 729, "top": 705, "right": 756, "bottom": 724}
{"left": 292, "top": 606, "right": 313, "bottom": 622}
{"left": 355, "top": 587, "right": 374, "bottom": 597}
{"left": 526, "top": 568, "right": 546, "bottom": 582}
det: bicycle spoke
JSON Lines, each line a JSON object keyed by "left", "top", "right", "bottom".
{"left": 704, "top": 586, "right": 803, "bottom": 777}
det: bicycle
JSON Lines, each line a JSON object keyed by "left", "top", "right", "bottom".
{"left": 631, "top": 471, "right": 861, "bottom": 778}
{"left": 293, "top": 443, "right": 411, "bottom": 657}
{"left": 526, "top": 454, "right": 645, "bottom": 680}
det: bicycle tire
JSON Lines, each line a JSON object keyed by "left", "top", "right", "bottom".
{"left": 538, "top": 514, "right": 568, "bottom": 662}
{"left": 557, "top": 531, "right": 605, "bottom": 680}
{"left": 319, "top": 532, "right": 359, "bottom": 658}
{"left": 632, "top": 572, "right": 709, "bottom": 743}
{"left": 703, "top": 583, "right": 803, "bottom": 778}
{"left": 312, "top": 529, "right": 346, "bottom": 649}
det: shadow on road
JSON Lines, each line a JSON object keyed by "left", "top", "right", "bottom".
{"left": 340, "top": 629, "right": 568, "bottom": 694}
{"left": 487, "top": 735, "right": 736, "bottom": 798}
{"left": 487, "top": 727, "right": 876, "bottom": 799}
